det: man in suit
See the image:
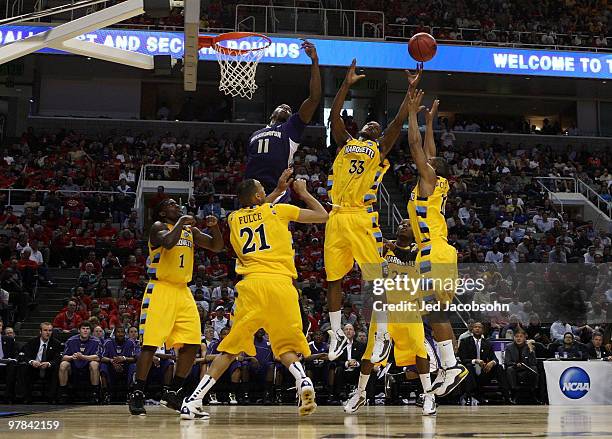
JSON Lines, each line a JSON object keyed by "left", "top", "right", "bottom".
{"left": 0, "top": 319, "right": 18, "bottom": 403}
{"left": 586, "top": 332, "right": 612, "bottom": 360}
{"left": 504, "top": 329, "right": 539, "bottom": 403}
{"left": 458, "top": 321, "right": 509, "bottom": 404}
{"left": 17, "top": 321, "right": 62, "bottom": 403}
{"left": 330, "top": 323, "right": 365, "bottom": 403}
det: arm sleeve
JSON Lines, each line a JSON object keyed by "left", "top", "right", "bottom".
{"left": 274, "top": 204, "right": 301, "bottom": 223}
{"left": 283, "top": 113, "right": 307, "bottom": 143}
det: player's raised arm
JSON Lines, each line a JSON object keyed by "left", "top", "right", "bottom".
{"left": 379, "top": 66, "right": 422, "bottom": 159}
{"left": 423, "top": 99, "right": 439, "bottom": 160}
{"left": 297, "top": 40, "right": 321, "bottom": 124}
{"left": 192, "top": 215, "right": 224, "bottom": 252}
{"left": 265, "top": 167, "right": 294, "bottom": 204}
{"left": 330, "top": 59, "right": 364, "bottom": 147}
{"left": 292, "top": 179, "right": 328, "bottom": 223}
{"left": 408, "top": 89, "right": 436, "bottom": 191}
{"left": 150, "top": 214, "right": 195, "bottom": 249}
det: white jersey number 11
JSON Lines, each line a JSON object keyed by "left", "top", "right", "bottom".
{"left": 257, "top": 138, "right": 269, "bottom": 154}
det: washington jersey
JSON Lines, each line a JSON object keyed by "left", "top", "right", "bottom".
{"left": 407, "top": 177, "right": 450, "bottom": 246}
{"left": 147, "top": 224, "right": 194, "bottom": 284}
{"left": 245, "top": 113, "right": 307, "bottom": 191}
{"left": 327, "top": 138, "right": 388, "bottom": 207}
{"left": 228, "top": 203, "right": 300, "bottom": 279}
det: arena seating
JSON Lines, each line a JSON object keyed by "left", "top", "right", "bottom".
{"left": 0, "top": 124, "right": 609, "bottom": 406}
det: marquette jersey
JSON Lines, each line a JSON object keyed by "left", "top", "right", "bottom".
{"left": 384, "top": 241, "right": 419, "bottom": 278}
{"left": 228, "top": 203, "right": 300, "bottom": 279}
{"left": 407, "top": 177, "right": 449, "bottom": 246}
{"left": 245, "top": 113, "right": 307, "bottom": 191}
{"left": 328, "top": 138, "right": 388, "bottom": 208}
{"left": 147, "top": 224, "right": 194, "bottom": 284}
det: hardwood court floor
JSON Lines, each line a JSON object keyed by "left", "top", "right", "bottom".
{"left": 2, "top": 405, "right": 612, "bottom": 438}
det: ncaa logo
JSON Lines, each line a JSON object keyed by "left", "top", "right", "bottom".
{"left": 559, "top": 367, "right": 590, "bottom": 399}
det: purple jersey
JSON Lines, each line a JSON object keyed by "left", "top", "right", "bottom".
{"left": 63, "top": 335, "right": 101, "bottom": 369}
{"left": 308, "top": 341, "right": 328, "bottom": 355}
{"left": 254, "top": 337, "right": 273, "bottom": 365}
{"left": 245, "top": 113, "right": 307, "bottom": 190}
{"left": 102, "top": 338, "right": 136, "bottom": 359}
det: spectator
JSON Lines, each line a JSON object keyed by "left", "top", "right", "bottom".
{"left": 330, "top": 324, "right": 365, "bottom": 404}
{"left": 586, "top": 332, "right": 612, "bottom": 360}
{"left": 504, "top": 330, "right": 539, "bottom": 404}
{"left": 122, "top": 255, "right": 144, "bottom": 289}
{"left": 458, "top": 322, "right": 509, "bottom": 404}
{"left": 0, "top": 319, "right": 17, "bottom": 402}
{"left": 53, "top": 300, "right": 82, "bottom": 333}
{"left": 99, "top": 326, "right": 137, "bottom": 404}
{"left": 207, "top": 256, "right": 229, "bottom": 281}
{"left": 58, "top": 321, "right": 101, "bottom": 403}
{"left": 211, "top": 306, "right": 228, "bottom": 338}
{"left": 189, "top": 277, "right": 211, "bottom": 302}
{"left": 556, "top": 332, "right": 584, "bottom": 359}
{"left": 17, "top": 322, "right": 62, "bottom": 403}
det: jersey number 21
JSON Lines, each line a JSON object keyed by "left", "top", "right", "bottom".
{"left": 240, "top": 224, "right": 271, "bottom": 254}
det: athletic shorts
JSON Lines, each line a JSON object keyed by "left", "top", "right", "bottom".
{"left": 417, "top": 240, "right": 458, "bottom": 306}
{"left": 363, "top": 312, "right": 426, "bottom": 367}
{"left": 139, "top": 280, "right": 201, "bottom": 349}
{"left": 324, "top": 207, "right": 386, "bottom": 281}
{"left": 218, "top": 274, "right": 310, "bottom": 358}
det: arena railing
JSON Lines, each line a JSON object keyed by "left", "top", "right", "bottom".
{"left": 386, "top": 24, "right": 611, "bottom": 53}
{"left": 378, "top": 182, "right": 404, "bottom": 234}
{"left": 0, "top": 188, "right": 132, "bottom": 211}
{"left": 234, "top": 4, "right": 385, "bottom": 39}
{"left": 576, "top": 177, "right": 612, "bottom": 220}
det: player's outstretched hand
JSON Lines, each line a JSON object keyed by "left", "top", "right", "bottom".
{"left": 345, "top": 59, "right": 365, "bottom": 86}
{"left": 179, "top": 215, "right": 196, "bottom": 226}
{"left": 276, "top": 167, "right": 294, "bottom": 192}
{"left": 425, "top": 99, "right": 439, "bottom": 125}
{"left": 408, "top": 89, "right": 425, "bottom": 114}
{"left": 292, "top": 178, "right": 309, "bottom": 195}
{"left": 205, "top": 215, "right": 219, "bottom": 227}
{"left": 301, "top": 39, "right": 318, "bottom": 62}
{"left": 406, "top": 64, "right": 423, "bottom": 90}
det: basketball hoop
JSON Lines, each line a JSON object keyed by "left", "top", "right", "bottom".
{"left": 199, "top": 32, "right": 271, "bottom": 100}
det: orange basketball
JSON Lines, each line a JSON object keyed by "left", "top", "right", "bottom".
{"left": 408, "top": 32, "right": 437, "bottom": 62}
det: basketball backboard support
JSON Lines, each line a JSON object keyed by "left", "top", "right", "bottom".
{"left": 0, "top": 0, "right": 182, "bottom": 70}
{"left": 183, "top": 0, "right": 200, "bottom": 91}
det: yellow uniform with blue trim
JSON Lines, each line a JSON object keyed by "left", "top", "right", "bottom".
{"left": 219, "top": 203, "right": 310, "bottom": 358}
{"left": 139, "top": 224, "right": 201, "bottom": 349}
{"left": 363, "top": 243, "right": 427, "bottom": 366}
{"left": 324, "top": 138, "right": 389, "bottom": 281}
{"left": 407, "top": 177, "right": 458, "bottom": 303}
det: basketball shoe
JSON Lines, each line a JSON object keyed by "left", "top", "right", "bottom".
{"left": 327, "top": 329, "right": 348, "bottom": 361}
{"left": 431, "top": 363, "right": 468, "bottom": 397}
{"left": 370, "top": 331, "right": 392, "bottom": 363}
{"left": 297, "top": 377, "right": 317, "bottom": 416}
{"left": 343, "top": 389, "right": 367, "bottom": 414}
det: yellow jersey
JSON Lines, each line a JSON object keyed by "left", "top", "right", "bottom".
{"left": 228, "top": 203, "right": 300, "bottom": 279}
{"left": 407, "top": 177, "right": 449, "bottom": 247}
{"left": 147, "top": 224, "right": 194, "bottom": 284}
{"left": 327, "top": 138, "right": 388, "bottom": 208}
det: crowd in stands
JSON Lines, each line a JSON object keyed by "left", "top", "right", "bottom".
{"left": 119, "top": 0, "right": 612, "bottom": 49}
{"left": 0, "top": 123, "right": 610, "bottom": 406}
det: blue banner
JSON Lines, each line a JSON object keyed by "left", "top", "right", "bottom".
{"left": 1, "top": 25, "right": 611, "bottom": 79}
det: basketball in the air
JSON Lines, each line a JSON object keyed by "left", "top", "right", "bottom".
{"left": 408, "top": 32, "right": 437, "bottom": 62}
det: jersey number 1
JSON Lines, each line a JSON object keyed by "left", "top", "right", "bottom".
{"left": 179, "top": 254, "right": 184, "bottom": 268}
{"left": 240, "top": 224, "right": 271, "bottom": 254}
{"left": 257, "top": 139, "right": 269, "bottom": 154}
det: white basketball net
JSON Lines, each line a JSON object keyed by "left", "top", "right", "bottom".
{"left": 214, "top": 36, "right": 269, "bottom": 100}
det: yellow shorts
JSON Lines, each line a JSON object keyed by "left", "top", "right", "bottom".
{"left": 218, "top": 274, "right": 310, "bottom": 358}
{"left": 139, "top": 281, "right": 201, "bottom": 349}
{"left": 363, "top": 312, "right": 426, "bottom": 367}
{"left": 417, "top": 240, "right": 458, "bottom": 305}
{"left": 324, "top": 207, "right": 385, "bottom": 281}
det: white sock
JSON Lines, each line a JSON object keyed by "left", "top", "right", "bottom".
{"left": 375, "top": 316, "right": 387, "bottom": 336}
{"left": 188, "top": 374, "right": 216, "bottom": 402}
{"left": 330, "top": 310, "right": 342, "bottom": 333}
{"left": 288, "top": 362, "right": 307, "bottom": 382}
{"left": 357, "top": 373, "right": 370, "bottom": 392}
{"left": 438, "top": 340, "right": 457, "bottom": 369}
{"left": 419, "top": 373, "right": 432, "bottom": 393}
